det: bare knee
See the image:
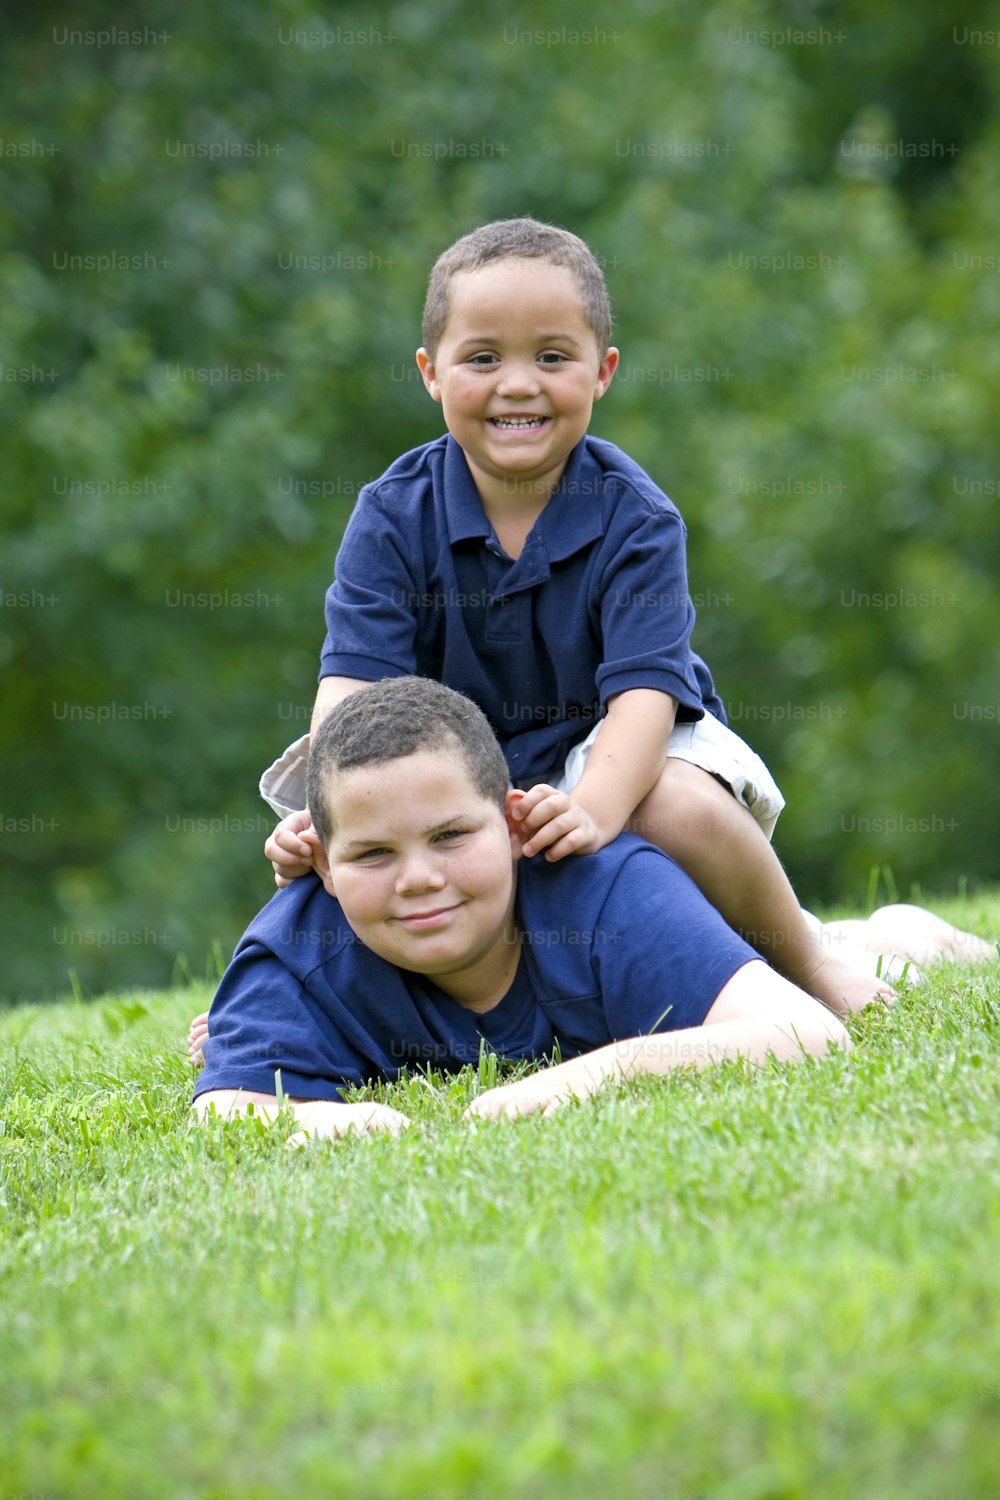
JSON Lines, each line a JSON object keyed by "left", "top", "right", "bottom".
{"left": 629, "top": 760, "right": 753, "bottom": 861}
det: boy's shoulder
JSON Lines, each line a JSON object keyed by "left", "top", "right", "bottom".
{"left": 364, "top": 434, "right": 450, "bottom": 496}
{"left": 517, "top": 833, "right": 729, "bottom": 991}
{"left": 579, "top": 435, "right": 683, "bottom": 520}
{"left": 351, "top": 434, "right": 464, "bottom": 535}
{"left": 235, "top": 873, "right": 360, "bottom": 976}
{"left": 518, "top": 831, "right": 677, "bottom": 929}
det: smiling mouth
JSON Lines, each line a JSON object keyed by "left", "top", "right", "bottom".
{"left": 396, "top": 904, "right": 463, "bottom": 930}
{"left": 488, "top": 416, "right": 550, "bottom": 430}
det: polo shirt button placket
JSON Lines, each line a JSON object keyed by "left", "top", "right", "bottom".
{"left": 484, "top": 590, "right": 527, "bottom": 645}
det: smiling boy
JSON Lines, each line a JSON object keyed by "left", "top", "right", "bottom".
{"left": 260, "top": 217, "right": 891, "bottom": 1017}
{"left": 193, "top": 678, "right": 849, "bottom": 1138}
{"left": 415, "top": 254, "right": 618, "bottom": 549}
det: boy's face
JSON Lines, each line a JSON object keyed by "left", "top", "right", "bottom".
{"left": 320, "top": 746, "right": 522, "bottom": 996}
{"left": 416, "top": 258, "right": 618, "bottom": 507}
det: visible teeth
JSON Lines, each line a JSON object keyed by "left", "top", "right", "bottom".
{"left": 491, "top": 417, "right": 544, "bottom": 428}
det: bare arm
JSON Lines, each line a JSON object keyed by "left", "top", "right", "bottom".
{"left": 514, "top": 688, "right": 677, "bottom": 860}
{"left": 193, "top": 1088, "right": 411, "bottom": 1140}
{"left": 308, "top": 674, "right": 370, "bottom": 738}
{"left": 463, "top": 961, "right": 851, "bottom": 1120}
{"left": 265, "top": 676, "right": 373, "bottom": 886}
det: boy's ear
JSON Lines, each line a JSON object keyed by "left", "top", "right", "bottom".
{"left": 594, "top": 346, "right": 620, "bottom": 401}
{"left": 504, "top": 789, "right": 527, "bottom": 862}
{"left": 415, "top": 348, "right": 441, "bottom": 402}
{"left": 310, "top": 835, "right": 337, "bottom": 899}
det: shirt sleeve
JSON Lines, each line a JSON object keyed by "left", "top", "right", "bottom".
{"left": 319, "top": 489, "right": 420, "bottom": 682}
{"left": 591, "top": 845, "right": 761, "bottom": 1036}
{"left": 193, "top": 940, "right": 367, "bottom": 1103}
{"left": 595, "top": 504, "right": 707, "bottom": 718}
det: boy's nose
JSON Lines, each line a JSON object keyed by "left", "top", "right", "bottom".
{"left": 496, "top": 360, "right": 541, "bottom": 398}
{"left": 395, "top": 855, "right": 446, "bottom": 894}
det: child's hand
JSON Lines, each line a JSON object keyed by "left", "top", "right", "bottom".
{"left": 463, "top": 1053, "right": 613, "bottom": 1122}
{"left": 286, "top": 1100, "right": 413, "bottom": 1145}
{"left": 511, "top": 784, "right": 604, "bottom": 861}
{"left": 265, "top": 811, "right": 323, "bottom": 888}
{"left": 188, "top": 1011, "right": 209, "bottom": 1068}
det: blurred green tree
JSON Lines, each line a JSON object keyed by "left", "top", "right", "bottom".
{"left": 2, "top": 0, "right": 998, "bottom": 1001}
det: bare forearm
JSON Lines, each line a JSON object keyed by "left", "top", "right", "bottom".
{"left": 525, "top": 1018, "right": 829, "bottom": 1095}
{"left": 464, "top": 972, "right": 850, "bottom": 1121}
{"left": 571, "top": 688, "right": 677, "bottom": 843}
{"left": 309, "top": 675, "right": 370, "bottom": 738}
{"left": 612, "top": 1016, "right": 845, "bottom": 1078}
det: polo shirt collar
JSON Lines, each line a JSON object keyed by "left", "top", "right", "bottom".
{"left": 442, "top": 434, "right": 606, "bottom": 559}
{"left": 443, "top": 436, "right": 492, "bottom": 542}
{"left": 536, "top": 438, "right": 606, "bottom": 562}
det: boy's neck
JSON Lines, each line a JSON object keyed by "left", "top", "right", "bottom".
{"left": 433, "top": 898, "right": 522, "bottom": 1014}
{"left": 444, "top": 926, "right": 523, "bottom": 1014}
{"left": 472, "top": 467, "right": 564, "bottom": 560}
{"left": 468, "top": 458, "right": 566, "bottom": 524}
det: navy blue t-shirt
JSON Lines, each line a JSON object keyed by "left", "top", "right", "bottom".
{"left": 320, "top": 434, "right": 725, "bottom": 786}
{"left": 194, "top": 834, "right": 759, "bottom": 1103}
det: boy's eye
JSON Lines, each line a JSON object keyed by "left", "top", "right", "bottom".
{"left": 538, "top": 351, "right": 569, "bottom": 364}
{"left": 354, "top": 846, "right": 391, "bottom": 861}
{"left": 433, "top": 828, "right": 467, "bottom": 844}
{"left": 467, "top": 353, "right": 499, "bottom": 367}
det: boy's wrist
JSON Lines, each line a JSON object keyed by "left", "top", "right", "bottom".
{"left": 567, "top": 792, "right": 623, "bottom": 851}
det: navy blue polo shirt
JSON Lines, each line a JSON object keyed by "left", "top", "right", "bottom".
{"left": 194, "top": 834, "right": 759, "bottom": 1103}
{"left": 320, "top": 434, "right": 725, "bottom": 786}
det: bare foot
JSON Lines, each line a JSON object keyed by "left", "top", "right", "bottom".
{"left": 188, "top": 1011, "right": 209, "bottom": 1068}
{"left": 860, "top": 905, "right": 998, "bottom": 967}
{"left": 772, "top": 910, "right": 897, "bottom": 1014}
{"left": 796, "top": 950, "right": 897, "bottom": 1017}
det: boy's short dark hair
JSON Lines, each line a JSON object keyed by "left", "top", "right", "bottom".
{"left": 421, "top": 216, "right": 613, "bottom": 359}
{"left": 307, "top": 677, "right": 510, "bottom": 849}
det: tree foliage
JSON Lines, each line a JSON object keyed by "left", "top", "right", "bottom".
{"left": 3, "top": 0, "right": 998, "bottom": 1001}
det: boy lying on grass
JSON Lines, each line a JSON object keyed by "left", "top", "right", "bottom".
{"left": 190, "top": 678, "right": 993, "bottom": 1141}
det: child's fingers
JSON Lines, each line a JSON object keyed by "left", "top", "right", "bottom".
{"left": 539, "top": 834, "right": 590, "bottom": 862}
{"left": 283, "top": 809, "right": 314, "bottom": 837}
{"left": 371, "top": 1106, "right": 413, "bottom": 1136}
{"left": 265, "top": 824, "right": 315, "bottom": 864}
{"left": 514, "top": 788, "right": 573, "bottom": 842}
{"left": 286, "top": 1104, "right": 412, "bottom": 1144}
{"left": 463, "top": 1083, "right": 545, "bottom": 1121}
{"left": 510, "top": 783, "right": 560, "bottom": 820}
{"left": 267, "top": 850, "right": 313, "bottom": 880}
{"left": 187, "top": 1012, "right": 209, "bottom": 1067}
{"left": 521, "top": 814, "right": 582, "bottom": 858}
{"left": 518, "top": 799, "right": 597, "bottom": 860}
{"left": 266, "top": 820, "right": 320, "bottom": 888}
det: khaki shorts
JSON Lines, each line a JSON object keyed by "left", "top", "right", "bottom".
{"left": 552, "top": 712, "right": 785, "bottom": 841}
{"left": 260, "top": 713, "right": 785, "bottom": 840}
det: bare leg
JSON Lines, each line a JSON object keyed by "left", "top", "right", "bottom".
{"left": 629, "top": 760, "right": 895, "bottom": 1016}
{"left": 827, "top": 904, "right": 997, "bottom": 969}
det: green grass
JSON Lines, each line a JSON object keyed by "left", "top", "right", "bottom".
{"left": 2, "top": 894, "right": 1000, "bottom": 1500}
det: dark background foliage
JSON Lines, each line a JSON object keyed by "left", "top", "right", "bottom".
{"left": 3, "top": 0, "right": 998, "bottom": 1002}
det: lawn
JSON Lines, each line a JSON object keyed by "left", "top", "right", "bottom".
{"left": 2, "top": 889, "right": 999, "bottom": 1500}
